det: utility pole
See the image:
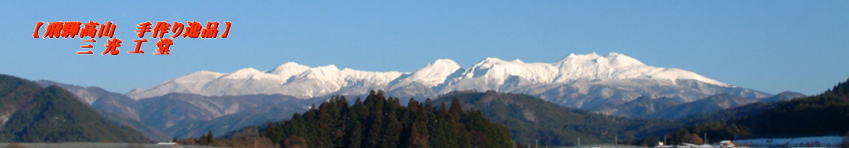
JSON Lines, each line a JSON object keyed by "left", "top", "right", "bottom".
{"left": 535, "top": 139, "right": 538, "bottom": 148}
{"left": 614, "top": 135, "right": 618, "bottom": 145}
{"left": 577, "top": 137, "right": 581, "bottom": 147}
{"left": 704, "top": 133, "right": 708, "bottom": 144}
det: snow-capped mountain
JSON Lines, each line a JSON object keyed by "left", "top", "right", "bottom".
{"left": 128, "top": 64, "right": 404, "bottom": 99}
{"left": 128, "top": 52, "right": 769, "bottom": 109}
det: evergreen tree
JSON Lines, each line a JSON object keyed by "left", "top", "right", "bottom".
{"left": 449, "top": 98, "right": 463, "bottom": 121}
{"left": 228, "top": 90, "right": 514, "bottom": 148}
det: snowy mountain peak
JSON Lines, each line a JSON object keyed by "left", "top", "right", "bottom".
{"left": 558, "top": 52, "right": 645, "bottom": 67}
{"left": 607, "top": 52, "right": 645, "bottom": 66}
{"left": 315, "top": 65, "right": 340, "bottom": 71}
{"left": 432, "top": 59, "right": 460, "bottom": 67}
{"left": 476, "top": 57, "right": 509, "bottom": 66}
{"left": 393, "top": 59, "right": 463, "bottom": 88}
{"left": 451, "top": 57, "right": 558, "bottom": 89}
{"left": 269, "top": 62, "right": 311, "bottom": 83}
{"left": 126, "top": 70, "right": 226, "bottom": 99}
{"left": 182, "top": 71, "right": 225, "bottom": 79}
{"left": 563, "top": 52, "right": 601, "bottom": 60}
{"left": 222, "top": 68, "right": 279, "bottom": 80}
{"left": 231, "top": 67, "right": 263, "bottom": 74}
{"left": 270, "top": 62, "right": 309, "bottom": 74}
{"left": 293, "top": 65, "right": 342, "bottom": 81}
{"left": 552, "top": 53, "right": 728, "bottom": 86}
{"left": 303, "top": 65, "right": 340, "bottom": 74}
{"left": 128, "top": 52, "right": 742, "bottom": 101}
{"left": 168, "top": 71, "right": 225, "bottom": 84}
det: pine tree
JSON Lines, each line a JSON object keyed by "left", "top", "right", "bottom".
{"left": 408, "top": 119, "right": 430, "bottom": 148}
{"left": 384, "top": 111, "right": 403, "bottom": 148}
{"left": 449, "top": 98, "right": 463, "bottom": 121}
{"left": 243, "top": 90, "right": 512, "bottom": 148}
{"left": 201, "top": 131, "right": 214, "bottom": 145}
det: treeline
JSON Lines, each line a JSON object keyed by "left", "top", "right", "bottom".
{"left": 182, "top": 90, "right": 513, "bottom": 148}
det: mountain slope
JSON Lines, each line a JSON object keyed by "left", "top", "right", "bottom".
{"left": 673, "top": 77, "right": 849, "bottom": 143}
{"left": 135, "top": 93, "right": 313, "bottom": 138}
{"left": 35, "top": 80, "right": 169, "bottom": 141}
{"left": 129, "top": 52, "right": 769, "bottom": 110}
{"left": 433, "top": 91, "right": 679, "bottom": 146}
{"left": 0, "top": 75, "right": 148, "bottom": 142}
{"left": 594, "top": 93, "right": 799, "bottom": 120}
{"left": 36, "top": 80, "right": 317, "bottom": 140}
{"left": 591, "top": 96, "right": 683, "bottom": 119}
{"left": 760, "top": 91, "right": 806, "bottom": 102}
{"left": 652, "top": 94, "right": 758, "bottom": 119}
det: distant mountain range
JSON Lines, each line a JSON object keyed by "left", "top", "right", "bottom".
{"left": 37, "top": 80, "right": 317, "bottom": 140}
{"left": 16, "top": 53, "right": 800, "bottom": 141}
{"left": 432, "top": 91, "right": 679, "bottom": 146}
{"left": 128, "top": 52, "right": 770, "bottom": 111}
{"left": 0, "top": 51, "right": 839, "bottom": 146}
{"left": 208, "top": 78, "right": 844, "bottom": 146}
{"left": 0, "top": 75, "right": 148, "bottom": 142}
{"left": 593, "top": 92, "right": 805, "bottom": 119}
{"left": 4, "top": 70, "right": 842, "bottom": 146}
{"left": 427, "top": 78, "right": 848, "bottom": 146}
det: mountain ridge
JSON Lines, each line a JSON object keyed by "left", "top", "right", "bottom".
{"left": 37, "top": 79, "right": 316, "bottom": 140}
{"left": 0, "top": 75, "right": 149, "bottom": 142}
{"left": 128, "top": 52, "right": 769, "bottom": 109}
{"left": 432, "top": 91, "right": 679, "bottom": 146}
{"left": 665, "top": 77, "right": 849, "bottom": 144}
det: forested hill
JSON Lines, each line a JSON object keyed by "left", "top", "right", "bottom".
{"left": 0, "top": 74, "right": 149, "bottom": 142}
{"left": 434, "top": 91, "right": 680, "bottom": 146}
{"left": 198, "top": 90, "right": 514, "bottom": 148}
{"left": 670, "top": 77, "right": 849, "bottom": 144}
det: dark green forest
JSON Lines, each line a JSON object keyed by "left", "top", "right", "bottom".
{"left": 665, "top": 78, "right": 849, "bottom": 145}
{"left": 0, "top": 75, "right": 149, "bottom": 142}
{"left": 191, "top": 90, "right": 513, "bottom": 148}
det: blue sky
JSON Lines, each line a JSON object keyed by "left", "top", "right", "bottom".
{"left": 1, "top": 0, "right": 847, "bottom": 95}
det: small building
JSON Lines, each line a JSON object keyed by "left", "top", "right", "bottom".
{"left": 719, "top": 140, "right": 735, "bottom": 148}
